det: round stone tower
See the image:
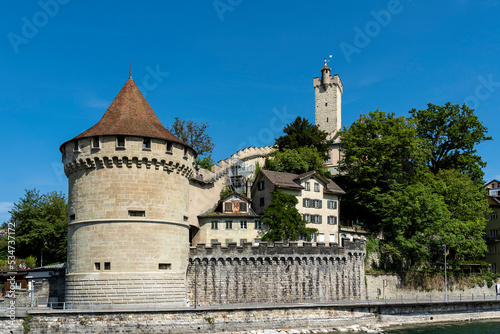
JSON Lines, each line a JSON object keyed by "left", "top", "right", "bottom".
{"left": 60, "top": 76, "right": 196, "bottom": 306}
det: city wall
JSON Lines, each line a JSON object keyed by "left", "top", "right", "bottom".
{"left": 3, "top": 301, "right": 500, "bottom": 333}
{"left": 187, "top": 240, "right": 366, "bottom": 306}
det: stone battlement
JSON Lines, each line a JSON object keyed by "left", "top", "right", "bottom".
{"left": 64, "top": 155, "right": 193, "bottom": 178}
{"left": 190, "top": 239, "right": 365, "bottom": 259}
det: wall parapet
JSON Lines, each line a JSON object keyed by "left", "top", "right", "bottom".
{"left": 189, "top": 239, "right": 365, "bottom": 259}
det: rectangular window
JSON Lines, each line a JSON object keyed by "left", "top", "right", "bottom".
{"left": 303, "top": 198, "right": 310, "bottom": 208}
{"left": 92, "top": 136, "right": 100, "bottom": 149}
{"left": 490, "top": 229, "right": 498, "bottom": 237}
{"left": 166, "top": 142, "right": 173, "bottom": 152}
{"left": 313, "top": 200, "right": 322, "bottom": 208}
{"left": 239, "top": 202, "right": 247, "bottom": 212}
{"left": 158, "top": 263, "right": 171, "bottom": 270}
{"left": 303, "top": 214, "right": 310, "bottom": 223}
{"left": 69, "top": 214, "right": 76, "bottom": 222}
{"left": 492, "top": 263, "right": 497, "bottom": 273}
{"left": 312, "top": 215, "right": 321, "bottom": 224}
{"left": 240, "top": 221, "right": 247, "bottom": 229}
{"left": 328, "top": 200, "right": 337, "bottom": 209}
{"left": 226, "top": 221, "right": 233, "bottom": 230}
{"left": 240, "top": 239, "right": 247, "bottom": 246}
{"left": 225, "top": 239, "right": 233, "bottom": 245}
{"left": 73, "top": 140, "right": 80, "bottom": 152}
{"left": 255, "top": 220, "right": 262, "bottom": 229}
{"left": 329, "top": 234, "right": 336, "bottom": 243}
{"left": 258, "top": 181, "right": 265, "bottom": 191}
{"left": 94, "top": 262, "right": 101, "bottom": 270}
{"left": 260, "top": 197, "right": 265, "bottom": 207}
{"left": 143, "top": 138, "right": 151, "bottom": 149}
{"left": 314, "top": 183, "right": 320, "bottom": 192}
{"left": 304, "top": 182, "right": 310, "bottom": 191}
{"left": 311, "top": 233, "right": 318, "bottom": 242}
{"left": 211, "top": 221, "right": 218, "bottom": 230}
{"left": 128, "top": 210, "right": 145, "bottom": 217}
{"left": 254, "top": 238, "right": 261, "bottom": 246}
{"left": 491, "top": 213, "right": 498, "bottom": 221}
{"left": 104, "top": 262, "right": 111, "bottom": 270}
{"left": 328, "top": 216, "right": 337, "bottom": 225}
{"left": 318, "top": 233, "right": 325, "bottom": 242}
{"left": 224, "top": 202, "right": 233, "bottom": 212}
{"left": 211, "top": 239, "right": 219, "bottom": 245}
{"left": 117, "top": 136, "right": 125, "bottom": 147}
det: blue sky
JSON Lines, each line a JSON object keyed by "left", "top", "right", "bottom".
{"left": 1, "top": 0, "right": 499, "bottom": 223}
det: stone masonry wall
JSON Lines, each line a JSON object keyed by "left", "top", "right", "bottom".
{"left": 187, "top": 240, "right": 366, "bottom": 306}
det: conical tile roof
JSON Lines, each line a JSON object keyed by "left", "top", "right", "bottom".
{"left": 61, "top": 78, "right": 187, "bottom": 149}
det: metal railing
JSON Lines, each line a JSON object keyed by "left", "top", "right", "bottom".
{"left": 0, "top": 293, "right": 499, "bottom": 314}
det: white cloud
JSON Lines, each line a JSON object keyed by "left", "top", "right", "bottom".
{"left": 0, "top": 202, "right": 13, "bottom": 213}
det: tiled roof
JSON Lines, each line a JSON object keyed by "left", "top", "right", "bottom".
{"left": 61, "top": 78, "right": 187, "bottom": 149}
{"left": 260, "top": 170, "right": 303, "bottom": 190}
{"left": 260, "top": 169, "right": 345, "bottom": 194}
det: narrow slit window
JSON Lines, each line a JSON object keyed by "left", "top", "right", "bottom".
{"left": 158, "top": 263, "right": 171, "bottom": 270}
{"left": 92, "top": 136, "right": 100, "bottom": 149}
{"left": 166, "top": 142, "right": 173, "bottom": 152}
{"left": 128, "top": 210, "right": 145, "bottom": 217}
{"left": 117, "top": 136, "right": 125, "bottom": 147}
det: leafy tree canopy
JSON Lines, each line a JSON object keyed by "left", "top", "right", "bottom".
{"left": 410, "top": 102, "right": 492, "bottom": 185}
{"left": 275, "top": 116, "right": 329, "bottom": 159}
{"left": 261, "top": 190, "right": 318, "bottom": 242}
{"left": 336, "top": 103, "right": 491, "bottom": 270}
{"left": 169, "top": 117, "right": 215, "bottom": 157}
{"left": 196, "top": 155, "right": 214, "bottom": 171}
{"left": 264, "top": 146, "right": 331, "bottom": 179}
{"left": 3, "top": 189, "right": 68, "bottom": 266}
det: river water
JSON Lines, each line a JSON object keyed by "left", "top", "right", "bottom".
{"left": 385, "top": 320, "right": 500, "bottom": 333}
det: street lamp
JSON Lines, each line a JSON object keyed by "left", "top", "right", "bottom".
{"left": 443, "top": 244, "right": 447, "bottom": 302}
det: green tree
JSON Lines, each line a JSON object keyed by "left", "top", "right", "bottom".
{"left": 275, "top": 116, "right": 329, "bottom": 159}
{"left": 264, "top": 147, "right": 331, "bottom": 178}
{"left": 4, "top": 189, "right": 68, "bottom": 265}
{"left": 261, "top": 190, "right": 318, "bottom": 242}
{"left": 169, "top": 117, "right": 215, "bottom": 157}
{"left": 409, "top": 102, "right": 492, "bottom": 185}
{"left": 196, "top": 155, "right": 214, "bottom": 171}
{"left": 336, "top": 110, "right": 425, "bottom": 231}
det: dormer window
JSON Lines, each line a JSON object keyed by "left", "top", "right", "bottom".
{"left": 117, "top": 136, "right": 125, "bottom": 148}
{"left": 224, "top": 202, "right": 233, "bottom": 212}
{"left": 314, "top": 183, "right": 320, "bottom": 192}
{"left": 143, "top": 138, "right": 151, "bottom": 149}
{"left": 239, "top": 202, "right": 247, "bottom": 212}
{"left": 92, "top": 136, "right": 100, "bottom": 149}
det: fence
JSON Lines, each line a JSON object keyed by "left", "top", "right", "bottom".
{"left": 1, "top": 293, "right": 499, "bottom": 314}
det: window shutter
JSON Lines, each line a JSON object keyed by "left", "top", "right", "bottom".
{"left": 319, "top": 200, "right": 322, "bottom": 209}
{"left": 319, "top": 215, "right": 323, "bottom": 224}
{"left": 333, "top": 201, "right": 337, "bottom": 209}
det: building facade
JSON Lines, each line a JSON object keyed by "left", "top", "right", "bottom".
{"left": 485, "top": 180, "right": 500, "bottom": 273}
{"left": 251, "top": 169, "right": 344, "bottom": 244}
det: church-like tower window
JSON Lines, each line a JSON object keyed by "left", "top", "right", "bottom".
{"left": 117, "top": 136, "right": 125, "bottom": 148}
{"left": 143, "top": 138, "right": 151, "bottom": 149}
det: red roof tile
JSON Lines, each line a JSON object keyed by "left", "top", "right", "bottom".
{"left": 61, "top": 78, "right": 188, "bottom": 149}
